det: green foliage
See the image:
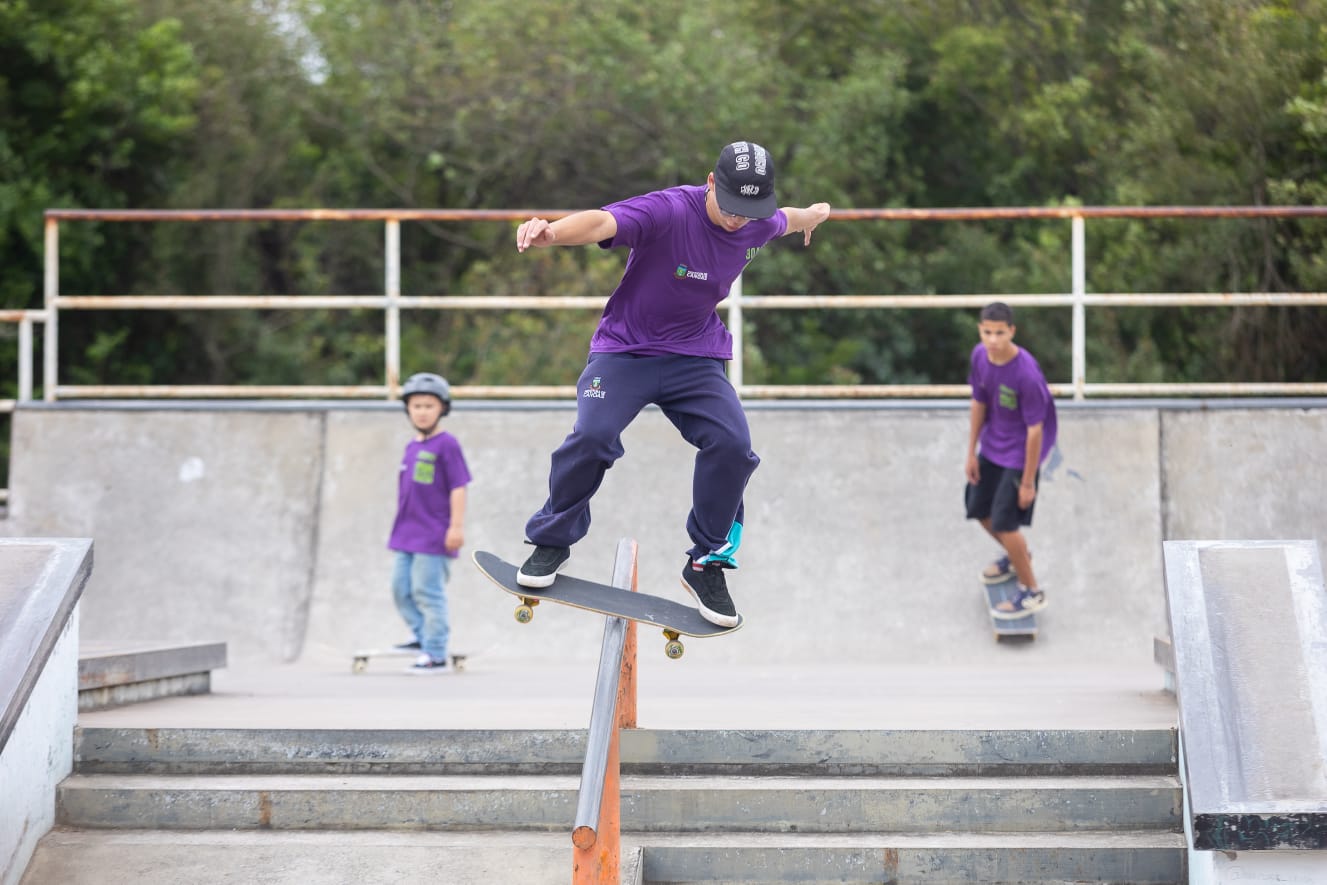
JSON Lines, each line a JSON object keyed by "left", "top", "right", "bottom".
{"left": 2, "top": 0, "right": 1325, "bottom": 420}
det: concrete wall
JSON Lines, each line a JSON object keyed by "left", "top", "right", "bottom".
{"left": 1, "top": 598, "right": 80, "bottom": 885}
{"left": 4, "top": 402, "right": 1324, "bottom": 669}
{"left": 0, "top": 536, "right": 92, "bottom": 885}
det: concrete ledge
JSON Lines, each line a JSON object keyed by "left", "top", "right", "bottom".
{"left": 1163, "top": 540, "right": 1327, "bottom": 851}
{"left": 0, "top": 538, "right": 93, "bottom": 885}
{"left": 72, "top": 727, "right": 1178, "bottom": 776}
{"left": 78, "top": 641, "right": 226, "bottom": 712}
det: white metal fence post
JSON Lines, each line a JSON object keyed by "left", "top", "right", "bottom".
{"left": 18, "top": 318, "right": 32, "bottom": 403}
{"left": 729, "top": 273, "right": 744, "bottom": 393}
{"left": 385, "top": 219, "right": 401, "bottom": 398}
{"left": 43, "top": 218, "right": 58, "bottom": 402}
{"left": 1072, "top": 214, "right": 1086, "bottom": 401}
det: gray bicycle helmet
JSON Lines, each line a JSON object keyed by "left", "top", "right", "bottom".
{"left": 401, "top": 372, "right": 451, "bottom": 415}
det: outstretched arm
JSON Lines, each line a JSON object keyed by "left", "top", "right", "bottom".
{"left": 781, "top": 202, "right": 832, "bottom": 246}
{"left": 516, "top": 210, "right": 618, "bottom": 252}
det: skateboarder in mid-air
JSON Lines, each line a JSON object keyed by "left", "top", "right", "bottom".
{"left": 964, "top": 302, "right": 1058, "bottom": 618}
{"left": 512, "top": 141, "right": 831, "bottom": 627}
{"left": 388, "top": 373, "right": 471, "bottom": 673}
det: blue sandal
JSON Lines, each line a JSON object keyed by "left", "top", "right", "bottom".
{"left": 992, "top": 585, "right": 1047, "bottom": 620}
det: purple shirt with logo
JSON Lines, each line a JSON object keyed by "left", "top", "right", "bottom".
{"left": 590, "top": 185, "right": 788, "bottom": 358}
{"left": 388, "top": 431, "right": 471, "bottom": 556}
{"left": 968, "top": 344, "right": 1058, "bottom": 470}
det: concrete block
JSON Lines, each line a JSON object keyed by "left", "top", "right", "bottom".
{"left": 1163, "top": 540, "right": 1327, "bottom": 850}
{"left": 79, "top": 641, "right": 227, "bottom": 690}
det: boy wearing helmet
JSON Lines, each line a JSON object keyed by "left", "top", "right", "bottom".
{"left": 388, "top": 372, "right": 471, "bottom": 673}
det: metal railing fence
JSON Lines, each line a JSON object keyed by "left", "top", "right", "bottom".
{"left": 30, "top": 205, "right": 1327, "bottom": 404}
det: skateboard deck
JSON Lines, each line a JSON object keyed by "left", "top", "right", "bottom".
{"left": 983, "top": 572, "right": 1038, "bottom": 642}
{"left": 351, "top": 648, "right": 468, "bottom": 673}
{"left": 472, "top": 550, "right": 742, "bottom": 659}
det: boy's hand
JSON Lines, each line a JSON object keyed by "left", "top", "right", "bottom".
{"left": 516, "top": 217, "right": 556, "bottom": 252}
{"left": 444, "top": 526, "right": 465, "bottom": 554}
{"left": 1018, "top": 485, "right": 1037, "bottom": 509}
{"left": 801, "top": 203, "right": 831, "bottom": 246}
{"left": 965, "top": 454, "right": 981, "bottom": 485}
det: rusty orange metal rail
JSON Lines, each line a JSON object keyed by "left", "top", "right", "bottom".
{"left": 570, "top": 538, "right": 639, "bottom": 884}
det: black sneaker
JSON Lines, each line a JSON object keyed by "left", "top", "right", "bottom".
{"left": 517, "top": 544, "right": 570, "bottom": 588}
{"left": 393, "top": 640, "right": 421, "bottom": 651}
{"left": 406, "top": 655, "right": 453, "bottom": 675}
{"left": 680, "top": 557, "right": 739, "bottom": 627}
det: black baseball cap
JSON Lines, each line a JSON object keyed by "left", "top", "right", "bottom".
{"left": 713, "top": 141, "right": 777, "bottom": 219}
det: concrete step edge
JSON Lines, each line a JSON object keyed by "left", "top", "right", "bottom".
{"left": 58, "top": 772, "right": 1183, "bottom": 790}
{"left": 72, "top": 726, "right": 1179, "bottom": 774}
{"left": 37, "top": 826, "right": 1188, "bottom": 848}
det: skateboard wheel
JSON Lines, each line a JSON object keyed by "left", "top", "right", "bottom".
{"left": 664, "top": 639, "right": 685, "bottom": 660}
{"left": 515, "top": 604, "right": 534, "bottom": 624}
{"left": 352, "top": 657, "right": 367, "bottom": 674}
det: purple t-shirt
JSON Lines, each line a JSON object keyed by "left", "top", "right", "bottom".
{"left": 589, "top": 185, "right": 788, "bottom": 358}
{"left": 968, "top": 344, "right": 1058, "bottom": 470}
{"left": 388, "top": 431, "right": 471, "bottom": 556}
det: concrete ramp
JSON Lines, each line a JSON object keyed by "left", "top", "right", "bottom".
{"left": 1162, "top": 540, "right": 1327, "bottom": 850}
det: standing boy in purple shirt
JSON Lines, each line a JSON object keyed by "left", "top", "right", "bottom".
{"left": 964, "top": 302, "right": 1058, "bottom": 618}
{"left": 389, "top": 372, "right": 471, "bottom": 673}
{"left": 512, "top": 141, "right": 831, "bottom": 626}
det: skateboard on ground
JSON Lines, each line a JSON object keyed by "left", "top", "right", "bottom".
{"left": 983, "top": 571, "right": 1038, "bottom": 642}
{"left": 351, "top": 648, "right": 468, "bottom": 673}
{"left": 472, "top": 550, "right": 742, "bottom": 660}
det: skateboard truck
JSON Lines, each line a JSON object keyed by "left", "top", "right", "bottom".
{"left": 514, "top": 596, "right": 541, "bottom": 624}
{"left": 662, "top": 629, "right": 685, "bottom": 660}
{"left": 513, "top": 595, "right": 687, "bottom": 658}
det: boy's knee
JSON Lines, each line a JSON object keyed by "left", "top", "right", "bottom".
{"left": 717, "top": 440, "right": 759, "bottom": 476}
{"left": 565, "top": 424, "right": 625, "bottom": 462}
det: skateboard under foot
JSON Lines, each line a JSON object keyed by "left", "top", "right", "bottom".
{"left": 982, "top": 570, "right": 1038, "bottom": 642}
{"left": 472, "top": 550, "right": 742, "bottom": 659}
{"left": 351, "top": 649, "right": 468, "bottom": 673}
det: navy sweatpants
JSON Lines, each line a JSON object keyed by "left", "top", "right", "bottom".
{"left": 525, "top": 352, "right": 759, "bottom": 560}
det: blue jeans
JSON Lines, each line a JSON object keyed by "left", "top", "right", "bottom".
{"left": 391, "top": 551, "right": 451, "bottom": 661}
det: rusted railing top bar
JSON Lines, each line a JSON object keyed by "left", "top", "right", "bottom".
{"left": 829, "top": 205, "right": 1327, "bottom": 221}
{"left": 45, "top": 205, "right": 1327, "bottom": 223}
{"left": 43, "top": 208, "right": 575, "bottom": 222}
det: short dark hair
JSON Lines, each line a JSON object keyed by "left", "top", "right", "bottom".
{"left": 981, "top": 302, "right": 1015, "bottom": 324}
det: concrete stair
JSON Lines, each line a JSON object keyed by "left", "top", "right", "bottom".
{"left": 78, "top": 641, "right": 226, "bottom": 712}
{"left": 22, "top": 727, "right": 1186, "bottom": 884}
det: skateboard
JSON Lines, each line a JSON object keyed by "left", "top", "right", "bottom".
{"left": 351, "top": 648, "right": 468, "bottom": 673}
{"left": 472, "top": 550, "right": 742, "bottom": 660}
{"left": 983, "top": 571, "right": 1038, "bottom": 642}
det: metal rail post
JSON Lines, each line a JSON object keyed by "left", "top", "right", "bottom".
{"left": 1071, "top": 214, "right": 1086, "bottom": 401}
{"left": 43, "top": 218, "right": 58, "bottom": 401}
{"left": 18, "top": 316, "right": 33, "bottom": 403}
{"left": 384, "top": 219, "right": 401, "bottom": 396}
{"left": 728, "top": 273, "right": 744, "bottom": 392}
{"left": 572, "top": 537, "right": 638, "bottom": 884}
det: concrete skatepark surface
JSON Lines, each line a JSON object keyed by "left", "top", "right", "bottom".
{"left": 7, "top": 399, "right": 1323, "bottom": 731}
{"left": 76, "top": 653, "right": 1178, "bottom": 732}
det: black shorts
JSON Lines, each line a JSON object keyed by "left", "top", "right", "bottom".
{"left": 965, "top": 454, "right": 1038, "bottom": 533}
